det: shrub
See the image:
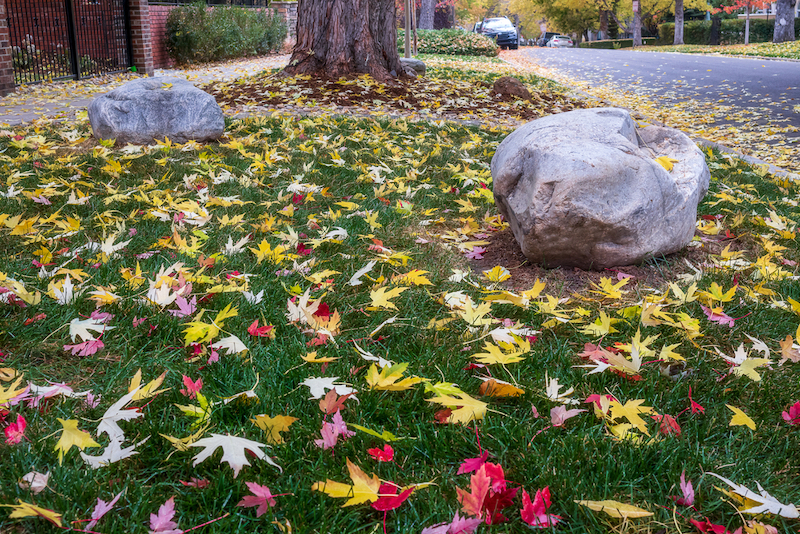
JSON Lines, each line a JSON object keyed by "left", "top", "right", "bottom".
{"left": 397, "top": 29, "right": 498, "bottom": 57}
{"left": 166, "top": 2, "right": 287, "bottom": 64}
{"left": 658, "top": 19, "right": 800, "bottom": 45}
{"left": 578, "top": 37, "right": 658, "bottom": 49}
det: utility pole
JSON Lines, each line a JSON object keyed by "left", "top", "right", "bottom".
{"left": 405, "top": 0, "right": 411, "bottom": 58}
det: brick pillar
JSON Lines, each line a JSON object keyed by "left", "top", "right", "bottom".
{"left": 272, "top": 1, "right": 297, "bottom": 49}
{"left": 0, "top": 0, "right": 15, "bottom": 96}
{"left": 129, "top": 0, "right": 154, "bottom": 76}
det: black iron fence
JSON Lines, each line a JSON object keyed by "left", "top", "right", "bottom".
{"left": 7, "top": 0, "right": 132, "bottom": 85}
{"left": 149, "top": 1, "right": 271, "bottom": 5}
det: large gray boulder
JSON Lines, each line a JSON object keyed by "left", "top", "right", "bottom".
{"left": 89, "top": 77, "right": 224, "bottom": 145}
{"left": 491, "top": 108, "right": 710, "bottom": 269}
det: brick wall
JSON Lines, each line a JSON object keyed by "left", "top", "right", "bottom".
{"left": 0, "top": 0, "right": 13, "bottom": 95}
{"left": 129, "top": 0, "right": 154, "bottom": 75}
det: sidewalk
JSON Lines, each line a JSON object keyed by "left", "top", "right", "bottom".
{"left": 0, "top": 55, "right": 290, "bottom": 126}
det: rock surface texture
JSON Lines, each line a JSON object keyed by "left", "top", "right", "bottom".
{"left": 491, "top": 107, "right": 710, "bottom": 269}
{"left": 89, "top": 77, "right": 224, "bottom": 145}
{"left": 400, "top": 58, "right": 426, "bottom": 76}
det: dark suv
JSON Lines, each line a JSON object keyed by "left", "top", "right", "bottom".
{"left": 480, "top": 17, "right": 518, "bottom": 50}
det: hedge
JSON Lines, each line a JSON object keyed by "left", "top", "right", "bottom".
{"left": 578, "top": 37, "right": 658, "bottom": 49}
{"left": 658, "top": 19, "right": 800, "bottom": 45}
{"left": 166, "top": 2, "right": 287, "bottom": 64}
{"left": 397, "top": 29, "right": 499, "bottom": 57}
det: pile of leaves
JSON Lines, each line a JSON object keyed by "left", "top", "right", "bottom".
{"left": 398, "top": 29, "right": 499, "bottom": 57}
{"left": 0, "top": 110, "right": 798, "bottom": 534}
{"left": 202, "top": 68, "right": 585, "bottom": 129}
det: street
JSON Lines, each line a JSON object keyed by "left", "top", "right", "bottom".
{"left": 516, "top": 47, "right": 800, "bottom": 168}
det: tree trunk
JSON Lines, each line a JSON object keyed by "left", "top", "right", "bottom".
{"left": 599, "top": 10, "right": 609, "bottom": 40}
{"left": 633, "top": 0, "right": 642, "bottom": 46}
{"left": 673, "top": 0, "right": 684, "bottom": 44}
{"left": 284, "top": 0, "right": 405, "bottom": 81}
{"left": 419, "top": 0, "right": 435, "bottom": 30}
{"left": 745, "top": 5, "right": 750, "bottom": 45}
{"left": 773, "top": 0, "right": 796, "bottom": 43}
{"left": 709, "top": 15, "right": 721, "bottom": 45}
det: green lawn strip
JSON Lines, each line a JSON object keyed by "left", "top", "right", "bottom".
{"left": 0, "top": 117, "right": 797, "bottom": 534}
{"left": 641, "top": 42, "right": 800, "bottom": 60}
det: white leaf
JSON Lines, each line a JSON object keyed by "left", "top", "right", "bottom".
{"left": 353, "top": 342, "right": 393, "bottom": 368}
{"left": 190, "top": 433, "right": 280, "bottom": 478}
{"left": 745, "top": 334, "right": 771, "bottom": 360}
{"left": 19, "top": 471, "right": 50, "bottom": 494}
{"left": 69, "top": 317, "right": 114, "bottom": 342}
{"left": 99, "top": 234, "right": 132, "bottom": 257}
{"left": 707, "top": 472, "right": 799, "bottom": 518}
{"left": 210, "top": 335, "right": 248, "bottom": 355}
{"left": 243, "top": 290, "right": 264, "bottom": 304}
{"left": 96, "top": 388, "right": 144, "bottom": 441}
{"left": 544, "top": 372, "right": 578, "bottom": 405}
{"left": 54, "top": 275, "right": 76, "bottom": 305}
{"left": 348, "top": 261, "right": 376, "bottom": 286}
{"left": 224, "top": 235, "right": 251, "bottom": 255}
{"left": 301, "top": 376, "right": 358, "bottom": 401}
{"left": 81, "top": 437, "right": 150, "bottom": 469}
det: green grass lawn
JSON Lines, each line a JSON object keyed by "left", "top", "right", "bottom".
{"left": 0, "top": 111, "right": 798, "bottom": 534}
{"left": 642, "top": 41, "right": 800, "bottom": 60}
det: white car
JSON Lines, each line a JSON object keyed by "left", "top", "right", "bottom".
{"left": 547, "top": 35, "right": 574, "bottom": 48}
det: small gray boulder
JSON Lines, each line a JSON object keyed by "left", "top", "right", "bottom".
{"left": 491, "top": 108, "right": 710, "bottom": 269}
{"left": 89, "top": 77, "right": 224, "bottom": 145}
{"left": 400, "top": 57, "right": 426, "bottom": 76}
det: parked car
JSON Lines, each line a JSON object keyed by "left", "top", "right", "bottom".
{"left": 479, "top": 17, "right": 519, "bottom": 49}
{"left": 537, "top": 32, "right": 558, "bottom": 47}
{"left": 547, "top": 35, "right": 574, "bottom": 48}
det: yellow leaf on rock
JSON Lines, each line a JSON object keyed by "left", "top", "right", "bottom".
{"left": 576, "top": 499, "right": 653, "bottom": 519}
{"left": 654, "top": 156, "right": 679, "bottom": 171}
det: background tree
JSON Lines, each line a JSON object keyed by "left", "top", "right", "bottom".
{"left": 420, "top": 0, "right": 436, "bottom": 29}
{"left": 674, "top": 0, "right": 685, "bottom": 43}
{"left": 716, "top": 0, "right": 770, "bottom": 44}
{"left": 772, "top": 0, "right": 796, "bottom": 42}
{"left": 285, "top": 0, "right": 404, "bottom": 81}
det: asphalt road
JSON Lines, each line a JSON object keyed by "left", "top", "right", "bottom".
{"left": 520, "top": 47, "right": 800, "bottom": 147}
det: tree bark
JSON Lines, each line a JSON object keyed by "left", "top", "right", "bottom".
{"left": 599, "top": 10, "right": 609, "bottom": 39}
{"left": 284, "top": 0, "right": 405, "bottom": 81}
{"left": 419, "top": 0, "right": 435, "bottom": 30}
{"left": 744, "top": 5, "right": 750, "bottom": 45}
{"left": 673, "top": 0, "right": 684, "bottom": 44}
{"left": 773, "top": 0, "right": 796, "bottom": 43}
{"left": 633, "top": 0, "right": 642, "bottom": 46}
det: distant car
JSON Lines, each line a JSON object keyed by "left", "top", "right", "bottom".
{"left": 537, "top": 32, "right": 558, "bottom": 47}
{"left": 547, "top": 35, "right": 574, "bottom": 48}
{"left": 479, "top": 17, "right": 519, "bottom": 49}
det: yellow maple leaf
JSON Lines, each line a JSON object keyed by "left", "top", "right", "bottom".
{"left": 1, "top": 500, "right": 62, "bottom": 527}
{"left": 426, "top": 392, "right": 488, "bottom": 424}
{"left": 608, "top": 399, "right": 655, "bottom": 436}
{"left": 472, "top": 339, "right": 528, "bottom": 366}
{"left": 0, "top": 375, "right": 27, "bottom": 406}
{"left": 128, "top": 369, "right": 168, "bottom": 400}
{"left": 457, "top": 299, "right": 494, "bottom": 327}
{"left": 576, "top": 499, "right": 653, "bottom": 519}
{"left": 393, "top": 269, "right": 433, "bottom": 286}
{"left": 580, "top": 311, "right": 620, "bottom": 337}
{"left": 732, "top": 358, "right": 771, "bottom": 382}
{"left": 54, "top": 418, "right": 100, "bottom": 464}
{"left": 589, "top": 277, "right": 630, "bottom": 299}
{"left": 312, "top": 458, "right": 380, "bottom": 506}
{"left": 365, "top": 363, "right": 426, "bottom": 391}
{"left": 302, "top": 351, "right": 339, "bottom": 364}
{"left": 654, "top": 155, "right": 679, "bottom": 171}
{"left": 369, "top": 286, "right": 409, "bottom": 310}
{"left": 483, "top": 265, "right": 511, "bottom": 283}
{"left": 727, "top": 405, "right": 756, "bottom": 430}
{"left": 251, "top": 414, "right": 298, "bottom": 445}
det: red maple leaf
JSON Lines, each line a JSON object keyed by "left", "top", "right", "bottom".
{"left": 457, "top": 451, "right": 489, "bottom": 475}
{"left": 652, "top": 414, "right": 681, "bottom": 437}
{"left": 179, "top": 375, "right": 203, "bottom": 399}
{"left": 367, "top": 444, "right": 394, "bottom": 462}
{"left": 247, "top": 319, "right": 275, "bottom": 338}
{"left": 689, "top": 517, "right": 731, "bottom": 533}
{"left": 456, "top": 465, "right": 491, "bottom": 517}
{"left": 371, "top": 482, "right": 414, "bottom": 511}
{"left": 520, "top": 487, "right": 562, "bottom": 528}
{"left": 237, "top": 482, "right": 277, "bottom": 517}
